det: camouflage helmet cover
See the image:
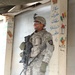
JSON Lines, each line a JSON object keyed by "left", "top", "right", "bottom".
{"left": 34, "top": 15, "right": 46, "bottom": 26}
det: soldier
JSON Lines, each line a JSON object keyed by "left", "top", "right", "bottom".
{"left": 19, "top": 15, "right": 54, "bottom": 75}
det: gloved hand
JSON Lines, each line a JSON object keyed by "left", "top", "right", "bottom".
{"left": 19, "top": 42, "right": 26, "bottom": 50}
{"left": 20, "top": 52, "right": 23, "bottom": 57}
{"left": 40, "top": 72, "right": 45, "bottom": 75}
{"left": 40, "top": 61, "right": 48, "bottom": 73}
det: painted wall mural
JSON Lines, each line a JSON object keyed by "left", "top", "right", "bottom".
{"left": 6, "top": 16, "right": 14, "bottom": 44}
{"left": 59, "top": 37, "right": 66, "bottom": 48}
{"left": 50, "top": 3, "right": 60, "bottom": 43}
{"left": 7, "top": 30, "right": 13, "bottom": 38}
{"left": 52, "top": 0, "right": 58, "bottom": 4}
{"left": 59, "top": 11, "right": 67, "bottom": 48}
{"left": 60, "top": 12, "right": 66, "bottom": 22}
{"left": 50, "top": 0, "right": 67, "bottom": 75}
{"left": 61, "top": 24, "right": 65, "bottom": 34}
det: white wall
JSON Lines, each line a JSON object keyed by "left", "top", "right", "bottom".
{"left": 11, "top": 5, "right": 57, "bottom": 75}
{"left": 67, "top": 0, "right": 75, "bottom": 75}
{"left": 0, "top": 16, "right": 7, "bottom": 75}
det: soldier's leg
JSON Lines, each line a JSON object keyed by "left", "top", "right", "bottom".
{"left": 39, "top": 72, "right": 45, "bottom": 75}
{"left": 32, "top": 66, "right": 39, "bottom": 75}
{"left": 25, "top": 66, "right": 32, "bottom": 75}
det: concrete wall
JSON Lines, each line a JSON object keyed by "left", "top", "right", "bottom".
{"left": 67, "top": 0, "right": 75, "bottom": 75}
{"left": 4, "top": 16, "right": 14, "bottom": 75}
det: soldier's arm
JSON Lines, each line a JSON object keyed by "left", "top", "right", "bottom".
{"left": 40, "top": 33, "right": 54, "bottom": 73}
{"left": 42, "top": 32, "right": 54, "bottom": 63}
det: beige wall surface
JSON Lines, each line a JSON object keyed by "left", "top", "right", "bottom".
{"left": 4, "top": 16, "right": 14, "bottom": 75}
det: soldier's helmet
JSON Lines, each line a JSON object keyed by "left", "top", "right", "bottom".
{"left": 34, "top": 16, "right": 46, "bottom": 26}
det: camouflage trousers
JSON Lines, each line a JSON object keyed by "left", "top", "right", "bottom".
{"left": 24, "top": 55, "right": 46, "bottom": 75}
